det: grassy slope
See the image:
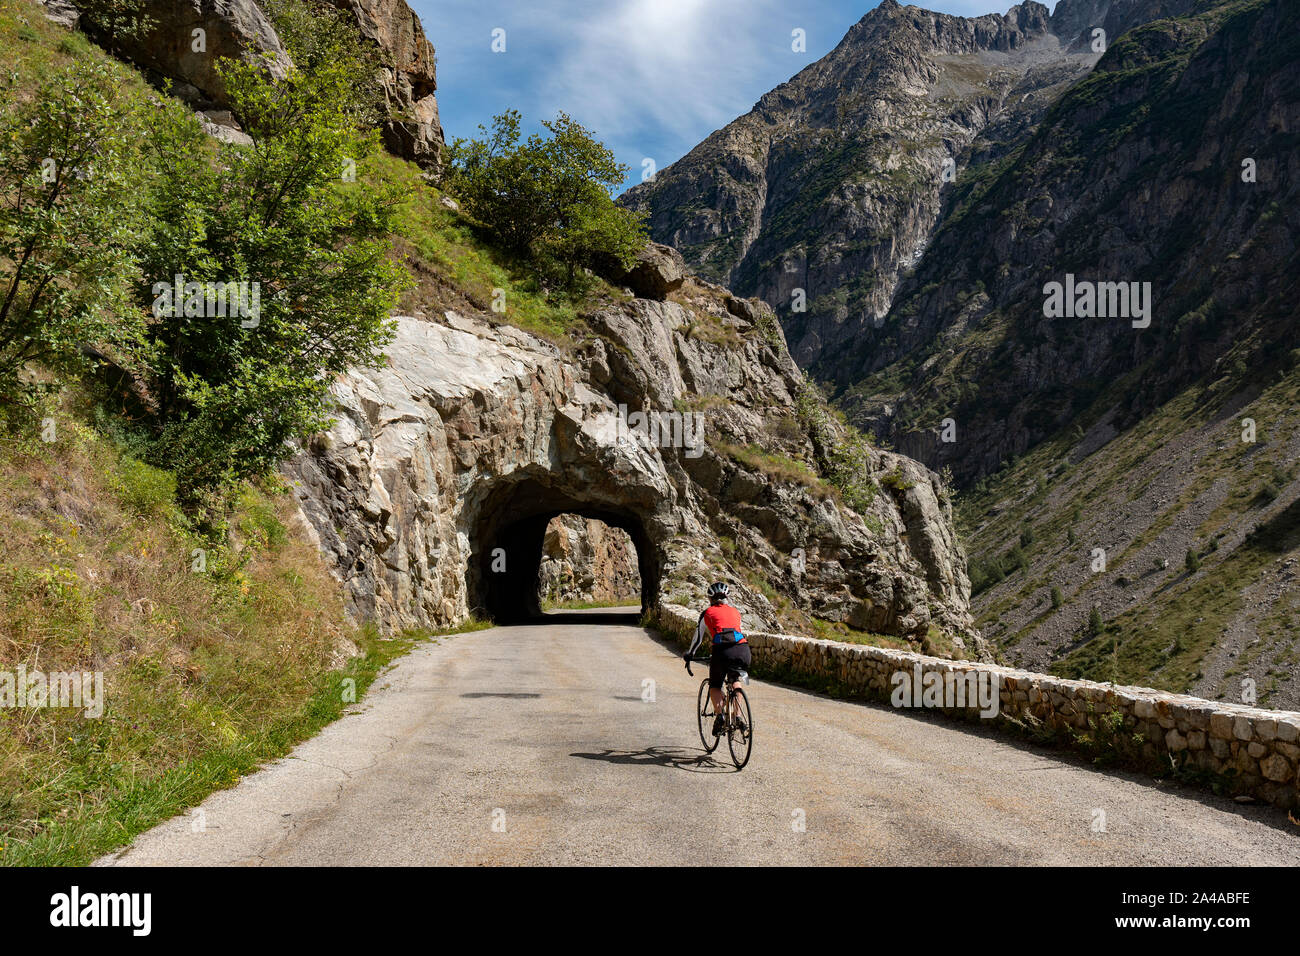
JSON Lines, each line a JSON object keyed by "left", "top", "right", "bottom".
{"left": 0, "top": 401, "right": 440, "bottom": 864}
{"left": 957, "top": 358, "right": 1300, "bottom": 710}
{"left": 370, "top": 152, "right": 632, "bottom": 349}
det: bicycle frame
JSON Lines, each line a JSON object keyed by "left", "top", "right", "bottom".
{"left": 688, "top": 654, "right": 753, "bottom": 768}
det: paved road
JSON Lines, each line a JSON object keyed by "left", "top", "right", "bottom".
{"left": 100, "top": 610, "right": 1300, "bottom": 865}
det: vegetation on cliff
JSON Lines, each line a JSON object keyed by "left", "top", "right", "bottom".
{"left": 0, "top": 0, "right": 414, "bottom": 865}
{"left": 446, "top": 109, "right": 647, "bottom": 292}
{"left": 1, "top": 6, "right": 404, "bottom": 500}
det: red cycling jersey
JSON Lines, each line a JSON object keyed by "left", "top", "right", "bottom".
{"left": 701, "top": 603, "right": 745, "bottom": 643}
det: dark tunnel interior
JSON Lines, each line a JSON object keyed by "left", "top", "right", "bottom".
{"left": 469, "top": 476, "right": 658, "bottom": 623}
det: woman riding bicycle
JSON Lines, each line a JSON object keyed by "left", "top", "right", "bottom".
{"left": 685, "top": 582, "right": 749, "bottom": 736}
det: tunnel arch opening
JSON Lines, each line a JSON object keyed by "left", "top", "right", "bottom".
{"left": 468, "top": 475, "right": 660, "bottom": 623}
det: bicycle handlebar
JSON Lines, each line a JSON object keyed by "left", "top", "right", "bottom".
{"left": 684, "top": 652, "right": 714, "bottom": 676}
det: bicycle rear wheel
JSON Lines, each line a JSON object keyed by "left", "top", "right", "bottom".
{"left": 727, "top": 687, "right": 752, "bottom": 769}
{"left": 697, "top": 678, "right": 719, "bottom": 753}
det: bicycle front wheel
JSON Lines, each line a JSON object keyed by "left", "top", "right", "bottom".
{"left": 727, "top": 687, "right": 752, "bottom": 769}
{"left": 697, "top": 678, "right": 719, "bottom": 753}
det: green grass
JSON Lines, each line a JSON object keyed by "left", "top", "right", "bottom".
{"left": 805, "top": 617, "right": 910, "bottom": 651}
{"left": 1, "top": 625, "right": 422, "bottom": 866}
{"left": 713, "top": 441, "right": 830, "bottom": 496}
{"left": 0, "top": 401, "right": 433, "bottom": 865}
{"left": 668, "top": 284, "right": 746, "bottom": 347}
{"left": 426, "top": 616, "right": 495, "bottom": 636}
{"left": 0, "top": 0, "right": 114, "bottom": 83}
{"left": 880, "top": 468, "right": 916, "bottom": 493}
{"left": 368, "top": 152, "right": 622, "bottom": 348}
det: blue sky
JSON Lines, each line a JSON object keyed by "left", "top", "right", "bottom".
{"left": 412, "top": 0, "right": 1043, "bottom": 191}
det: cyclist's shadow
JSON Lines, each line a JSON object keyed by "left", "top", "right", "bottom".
{"left": 570, "top": 745, "right": 737, "bottom": 773}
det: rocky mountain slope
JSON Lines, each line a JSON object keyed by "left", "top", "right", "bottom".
{"left": 619, "top": 0, "right": 1184, "bottom": 368}
{"left": 839, "top": 0, "right": 1300, "bottom": 707}
{"left": 538, "top": 515, "right": 640, "bottom": 607}
{"left": 962, "top": 366, "right": 1300, "bottom": 709}
{"left": 834, "top": 0, "right": 1297, "bottom": 480}
{"left": 39, "top": 0, "right": 443, "bottom": 165}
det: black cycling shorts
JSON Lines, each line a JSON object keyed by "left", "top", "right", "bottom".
{"left": 709, "top": 642, "right": 751, "bottom": 689}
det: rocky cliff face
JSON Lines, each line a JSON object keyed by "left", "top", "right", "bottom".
{"left": 47, "top": 0, "right": 442, "bottom": 166}
{"left": 537, "top": 515, "right": 640, "bottom": 607}
{"left": 284, "top": 271, "right": 984, "bottom": 658}
{"left": 70, "top": 0, "right": 293, "bottom": 108}
{"left": 324, "top": 0, "right": 442, "bottom": 165}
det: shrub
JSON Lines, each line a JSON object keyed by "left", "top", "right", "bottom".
{"left": 970, "top": 558, "right": 1005, "bottom": 596}
{"left": 970, "top": 547, "right": 1028, "bottom": 595}
{"left": 793, "top": 380, "right": 879, "bottom": 513}
{"left": 260, "top": 0, "right": 386, "bottom": 127}
{"left": 134, "top": 54, "right": 406, "bottom": 497}
{"left": 1254, "top": 480, "right": 1281, "bottom": 506}
{"left": 76, "top": 0, "right": 157, "bottom": 55}
{"left": 882, "top": 469, "right": 917, "bottom": 493}
{"left": 446, "top": 110, "right": 646, "bottom": 289}
{"left": 1088, "top": 605, "right": 1104, "bottom": 636}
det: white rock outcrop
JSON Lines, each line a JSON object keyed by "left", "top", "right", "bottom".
{"left": 286, "top": 292, "right": 983, "bottom": 655}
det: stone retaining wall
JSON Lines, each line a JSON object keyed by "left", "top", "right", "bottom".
{"left": 652, "top": 604, "right": 1300, "bottom": 810}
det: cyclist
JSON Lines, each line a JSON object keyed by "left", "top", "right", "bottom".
{"left": 685, "top": 582, "right": 750, "bottom": 736}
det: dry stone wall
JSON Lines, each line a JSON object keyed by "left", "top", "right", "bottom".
{"left": 653, "top": 604, "right": 1300, "bottom": 810}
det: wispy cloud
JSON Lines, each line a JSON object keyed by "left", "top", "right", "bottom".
{"left": 537, "top": 0, "right": 806, "bottom": 158}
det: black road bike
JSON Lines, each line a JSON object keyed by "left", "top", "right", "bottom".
{"left": 685, "top": 655, "right": 753, "bottom": 769}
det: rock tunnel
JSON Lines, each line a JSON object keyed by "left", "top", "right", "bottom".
{"left": 469, "top": 475, "right": 660, "bottom": 623}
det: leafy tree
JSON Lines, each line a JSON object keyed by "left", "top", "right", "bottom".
{"left": 1007, "top": 544, "right": 1028, "bottom": 572}
{"left": 1184, "top": 548, "right": 1201, "bottom": 572}
{"left": 77, "top": 0, "right": 158, "bottom": 56}
{"left": 0, "top": 62, "right": 146, "bottom": 419}
{"left": 134, "top": 54, "right": 407, "bottom": 494}
{"left": 447, "top": 110, "right": 646, "bottom": 288}
{"left": 259, "top": 0, "right": 387, "bottom": 127}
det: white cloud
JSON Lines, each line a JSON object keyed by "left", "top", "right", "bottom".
{"left": 537, "top": 0, "right": 798, "bottom": 156}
